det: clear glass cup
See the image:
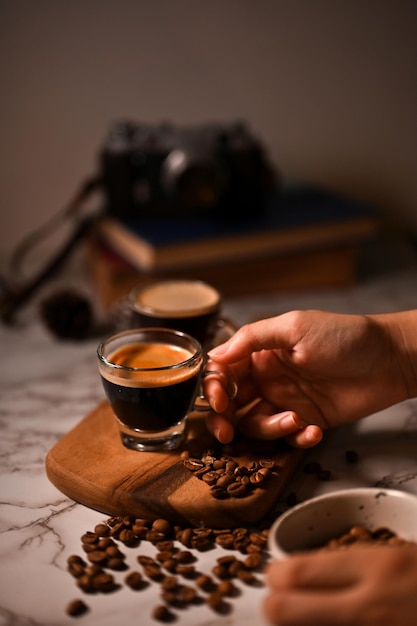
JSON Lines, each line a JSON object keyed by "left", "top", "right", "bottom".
{"left": 98, "top": 327, "right": 211, "bottom": 452}
{"left": 128, "top": 279, "right": 236, "bottom": 349}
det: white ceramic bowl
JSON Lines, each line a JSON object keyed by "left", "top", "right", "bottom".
{"left": 269, "top": 488, "right": 417, "bottom": 560}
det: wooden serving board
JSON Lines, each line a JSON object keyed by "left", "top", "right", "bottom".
{"left": 45, "top": 401, "right": 304, "bottom": 528}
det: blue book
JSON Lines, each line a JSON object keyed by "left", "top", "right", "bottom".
{"left": 96, "top": 185, "right": 378, "bottom": 273}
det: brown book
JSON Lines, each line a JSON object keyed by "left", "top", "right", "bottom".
{"left": 85, "top": 237, "right": 363, "bottom": 309}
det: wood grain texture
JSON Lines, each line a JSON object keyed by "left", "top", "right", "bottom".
{"left": 45, "top": 401, "right": 304, "bottom": 528}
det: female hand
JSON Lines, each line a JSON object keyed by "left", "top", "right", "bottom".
{"left": 263, "top": 544, "right": 417, "bottom": 626}
{"left": 204, "top": 309, "right": 416, "bottom": 446}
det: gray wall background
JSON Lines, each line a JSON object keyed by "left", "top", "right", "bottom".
{"left": 1, "top": 0, "right": 416, "bottom": 258}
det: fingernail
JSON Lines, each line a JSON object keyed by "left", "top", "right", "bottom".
{"left": 279, "top": 412, "right": 302, "bottom": 430}
{"left": 208, "top": 343, "right": 228, "bottom": 358}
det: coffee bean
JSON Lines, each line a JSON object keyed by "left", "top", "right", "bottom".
{"left": 132, "top": 524, "right": 149, "bottom": 538}
{"left": 156, "top": 540, "right": 175, "bottom": 552}
{"left": 97, "top": 537, "right": 115, "bottom": 550}
{"left": 210, "top": 485, "right": 228, "bottom": 499}
{"left": 227, "top": 482, "right": 247, "bottom": 497}
{"left": 216, "top": 579, "right": 237, "bottom": 597}
{"left": 87, "top": 550, "right": 108, "bottom": 564}
{"left": 138, "top": 555, "right": 156, "bottom": 566}
{"left": 162, "top": 558, "right": 177, "bottom": 573}
{"left": 212, "top": 564, "right": 230, "bottom": 580}
{"left": 152, "top": 604, "right": 174, "bottom": 622}
{"left": 105, "top": 545, "right": 124, "bottom": 559}
{"left": 183, "top": 458, "right": 206, "bottom": 472}
{"left": 345, "top": 449, "right": 359, "bottom": 464}
{"left": 175, "top": 564, "right": 195, "bottom": 578}
{"left": 67, "top": 557, "right": 85, "bottom": 578}
{"left": 92, "top": 572, "right": 117, "bottom": 593}
{"left": 202, "top": 471, "right": 221, "bottom": 485}
{"left": 176, "top": 527, "right": 193, "bottom": 547}
{"left": 249, "top": 471, "right": 265, "bottom": 485}
{"left": 303, "top": 461, "right": 322, "bottom": 474}
{"left": 175, "top": 550, "right": 194, "bottom": 564}
{"left": 161, "top": 575, "right": 179, "bottom": 591}
{"left": 214, "top": 533, "right": 235, "bottom": 549}
{"left": 259, "top": 459, "right": 276, "bottom": 469}
{"left": 244, "top": 552, "right": 263, "bottom": 569}
{"left": 76, "top": 574, "right": 95, "bottom": 593}
{"left": 125, "top": 570, "right": 145, "bottom": 590}
{"left": 156, "top": 550, "right": 174, "bottom": 563}
{"left": 106, "top": 557, "right": 127, "bottom": 570}
{"left": 94, "top": 523, "right": 110, "bottom": 537}
{"left": 146, "top": 530, "right": 168, "bottom": 543}
{"left": 119, "top": 528, "right": 136, "bottom": 546}
{"left": 84, "top": 564, "right": 103, "bottom": 578}
{"left": 216, "top": 472, "right": 235, "bottom": 488}
{"left": 81, "top": 531, "right": 98, "bottom": 544}
{"left": 152, "top": 519, "right": 172, "bottom": 535}
{"left": 176, "top": 584, "right": 197, "bottom": 604}
{"left": 195, "top": 574, "right": 215, "bottom": 592}
{"left": 143, "top": 564, "right": 164, "bottom": 581}
{"left": 237, "top": 568, "right": 258, "bottom": 584}
{"left": 205, "top": 591, "right": 228, "bottom": 613}
{"left": 66, "top": 599, "right": 89, "bottom": 617}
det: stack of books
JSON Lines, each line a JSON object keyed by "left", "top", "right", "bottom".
{"left": 86, "top": 185, "right": 379, "bottom": 308}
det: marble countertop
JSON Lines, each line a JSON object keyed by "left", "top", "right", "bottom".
{"left": 2, "top": 252, "right": 417, "bottom": 626}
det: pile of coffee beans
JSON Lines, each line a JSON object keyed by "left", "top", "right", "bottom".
{"left": 65, "top": 514, "right": 270, "bottom": 621}
{"left": 181, "top": 448, "right": 277, "bottom": 499}
{"left": 322, "top": 524, "right": 415, "bottom": 550}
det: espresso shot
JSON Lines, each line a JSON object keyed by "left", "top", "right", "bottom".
{"left": 129, "top": 280, "right": 222, "bottom": 347}
{"left": 97, "top": 328, "right": 205, "bottom": 451}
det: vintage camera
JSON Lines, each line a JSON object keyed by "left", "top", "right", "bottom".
{"left": 100, "top": 120, "right": 278, "bottom": 219}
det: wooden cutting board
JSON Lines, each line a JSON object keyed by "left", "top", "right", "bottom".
{"left": 45, "top": 401, "right": 304, "bottom": 528}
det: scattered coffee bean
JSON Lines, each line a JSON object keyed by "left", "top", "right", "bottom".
{"left": 303, "top": 461, "right": 322, "bottom": 474}
{"left": 161, "top": 575, "right": 179, "bottom": 591}
{"left": 345, "top": 449, "right": 359, "bottom": 464}
{"left": 195, "top": 574, "right": 216, "bottom": 592}
{"left": 216, "top": 579, "right": 237, "bottom": 597}
{"left": 152, "top": 604, "right": 175, "bottom": 622}
{"left": 66, "top": 598, "right": 89, "bottom": 617}
{"left": 64, "top": 498, "right": 284, "bottom": 620}
{"left": 124, "top": 570, "right": 145, "bottom": 590}
{"left": 317, "top": 468, "right": 333, "bottom": 481}
{"left": 205, "top": 591, "right": 229, "bottom": 613}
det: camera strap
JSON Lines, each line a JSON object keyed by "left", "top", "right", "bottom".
{"left": 1, "top": 175, "right": 102, "bottom": 323}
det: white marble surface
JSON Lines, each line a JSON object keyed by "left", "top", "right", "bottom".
{"left": 1, "top": 253, "right": 417, "bottom": 626}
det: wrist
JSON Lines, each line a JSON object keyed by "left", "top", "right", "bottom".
{"left": 372, "top": 311, "right": 417, "bottom": 401}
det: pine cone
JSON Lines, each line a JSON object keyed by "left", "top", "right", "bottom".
{"left": 40, "top": 289, "right": 93, "bottom": 340}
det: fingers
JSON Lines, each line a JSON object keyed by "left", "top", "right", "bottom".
{"left": 202, "top": 363, "right": 239, "bottom": 413}
{"left": 284, "top": 424, "right": 323, "bottom": 448}
{"left": 208, "top": 314, "right": 299, "bottom": 365}
{"left": 263, "top": 589, "right": 357, "bottom": 626}
{"left": 263, "top": 552, "right": 362, "bottom": 626}
{"left": 265, "top": 552, "right": 360, "bottom": 590}
{"left": 205, "top": 412, "right": 235, "bottom": 444}
{"left": 237, "top": 405, "right": 323, "bottom": 448}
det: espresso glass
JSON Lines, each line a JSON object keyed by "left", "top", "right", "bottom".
{"left": 97, "top": 328, "right": 207, "bottom": 452}
{"left": 128, "top": 280, "right": 236, "bottom": 349}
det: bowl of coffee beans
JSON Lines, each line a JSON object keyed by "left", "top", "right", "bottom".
{"left": 268, "top": 487, "right": 417, "bottom": 560}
